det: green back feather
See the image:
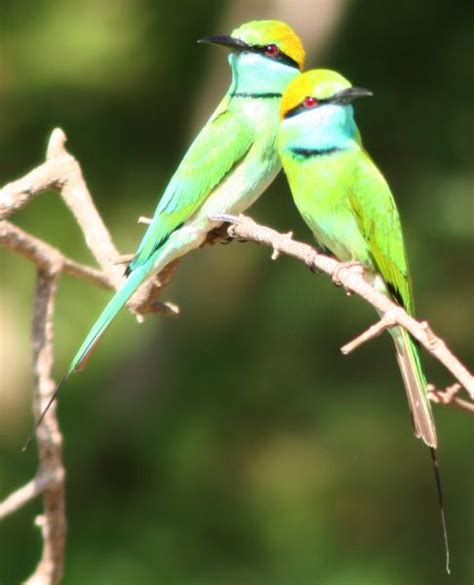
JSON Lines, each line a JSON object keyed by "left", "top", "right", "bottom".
{"left": 350, "top": 149, "right": 415, "bottom": 314}
{"left": 128, "top": 101, "right": 254, "bottom": 271}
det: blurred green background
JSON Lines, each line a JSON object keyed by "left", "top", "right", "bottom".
{"left": 1, "top": 1, "right": 473, "bottom": 583}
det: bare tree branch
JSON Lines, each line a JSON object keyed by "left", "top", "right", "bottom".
{"left": 211, "top": 213, "right": 474, "bottom": 402}
{"left": 25, "top": 268, "right": 66, "bottom": 585}
{"left": 0, "top": 128, "right": 179, "bottom": 318}
{"left": 0, "top": 128, "right": 184, "bottom": 584}
{"left": 1, "top": 127, "right": 472, "bottom": 583}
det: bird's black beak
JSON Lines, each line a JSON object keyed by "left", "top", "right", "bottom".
{"left": 332, "top": 87, "right": 373, "bottom": 105}
{"left": 197, "top": 35, "right": 248, "bottom": 52}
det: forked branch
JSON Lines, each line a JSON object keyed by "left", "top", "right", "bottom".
{"left": 0, "top": 128, "right": 180, "bottom": 317}
{"left": 1, "top": 130, "right": 472, "bottom": 585}
{"left": 211, "top": 213, "right": 474, "bottom": 405}
{"left": 0, "top": 129, "right": 182, "bottom": 585}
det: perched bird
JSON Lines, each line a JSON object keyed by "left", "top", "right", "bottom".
{"left": 279, "top": 69, "right": 434, "bottom": 446}
{"left": 278, "top": 69, "right": 449, "bottom": 570}
{"left": 35, "top": 20, "right": 305, "bottom": 427}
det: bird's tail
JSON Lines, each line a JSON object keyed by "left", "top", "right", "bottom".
{"left": 70, "top": 260, "right": 153, "bottom": 373}
{"left": 392, "top": 328, "right": 451, "bottom": 572}
{"left": 31, "top": 260, "right": 153, "bottom": 435}
{"left": 392, "top": 326, "right": 437, "bottom": 448}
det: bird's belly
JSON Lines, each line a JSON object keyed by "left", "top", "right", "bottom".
{"left": 310, "top": 220, "right": 353, "bottom": 261}
{"left": 189, "top": 149, "right": 280, "bottom": 230}
{"left": 305, "top": 215, "right": 352, "bottom": 261}
{"left": 295, "top": 184, "right": 372, "bottom": 266}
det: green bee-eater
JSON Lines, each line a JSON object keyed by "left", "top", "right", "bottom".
{"left": 278, "top": 70, "right": 450, "bottom": 569}
{"left": 36, "top": 21, "right": 305, "bottom": 426}
{"left": 278, "top": 69, "right": 436, "bottom": 447}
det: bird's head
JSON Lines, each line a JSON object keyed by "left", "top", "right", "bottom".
{"left": 280, "top": 69, "right": 372, "bottom": 120}
{"left": 279, "top": 69, "right": 372, "bottom": 151}
{"left": 199, "top": 21, "right": 305, "bottom": 95}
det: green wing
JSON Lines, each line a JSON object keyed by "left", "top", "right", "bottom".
{"left": 350, "top": 150, "right": 415, "bottom": 314}
{"left": 128, "top": 102, "right": 254, "bottom": 272}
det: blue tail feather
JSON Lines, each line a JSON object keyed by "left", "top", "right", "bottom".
{"left": 69, "top": 260, "right": 152, "bottom": 373}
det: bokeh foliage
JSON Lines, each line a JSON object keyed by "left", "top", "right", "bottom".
{"left": 1, "top": 1, "right": 473, "bottom": 583}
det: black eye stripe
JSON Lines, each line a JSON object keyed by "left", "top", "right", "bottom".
{"left": 250, "top": 44, "right": 299, "bottom": 69}
{"left": 283, "top": 88, "right": 371, "bottom": 119}
{"left": 284, "top": 98, "right": 331, "bottom": 119}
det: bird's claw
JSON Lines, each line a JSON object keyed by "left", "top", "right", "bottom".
{"left": 205, "top": 224, "right": 233, "bottom": 246}
{"left": 114, "top": 254, "right": 134, "bottom": 265}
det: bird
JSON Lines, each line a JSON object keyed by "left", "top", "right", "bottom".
{"left": 279, "top": 69, "right": 434, "bottom": 446}
{"left": 33, "top": 20, "right": 305, "bottom": 429}
{"left": 278, "top": 69, "right": 449, "bottom": 571}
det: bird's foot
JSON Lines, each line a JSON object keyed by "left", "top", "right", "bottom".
{"left": 114, "top": 253, "right": 134, "bottom": 265}
{"left": 331, "top": 261, "right": 364, "bottom": 287}
{"left": 204, "top": 224, "right": 234, "bottom": 246}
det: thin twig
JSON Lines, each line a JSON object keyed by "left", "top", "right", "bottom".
{"left": 0, "top": 221, "right": 111, "bottom": 289}
{"left": 0, "top": 471, "right": 64, "bottom": 521}
{"left": 0, "top": 218, "right": 180, "bottom": 320}
{"left": 341, "top": 312, "right": 399, "bottom": 354}
{"left": 428, "top": 384, "right": 474, "bottom": 414}
{"left": 212, "top": 214, "right": 474, "bottom": 401}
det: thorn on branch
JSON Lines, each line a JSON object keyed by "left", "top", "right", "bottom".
{"left": 46, "top": 128, "right": 67, "bottom": 160}
{"left": 138, "top": 216, "right": 152, "bottom": 225}
{"left": 271, "top": 232, "right": 293, "bottom": 260}
{"left": 421, "top": 321, "right": 445, "bottom": 351}
{"left": 154, "top": 301, "right": 180, "bottom": 317}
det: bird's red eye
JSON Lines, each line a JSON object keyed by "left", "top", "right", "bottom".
{"left": 303, "top": 96, "right": 318, "bottom": 108}
{"left": 265, "top": 44, "right": 279, "bottom": 57}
